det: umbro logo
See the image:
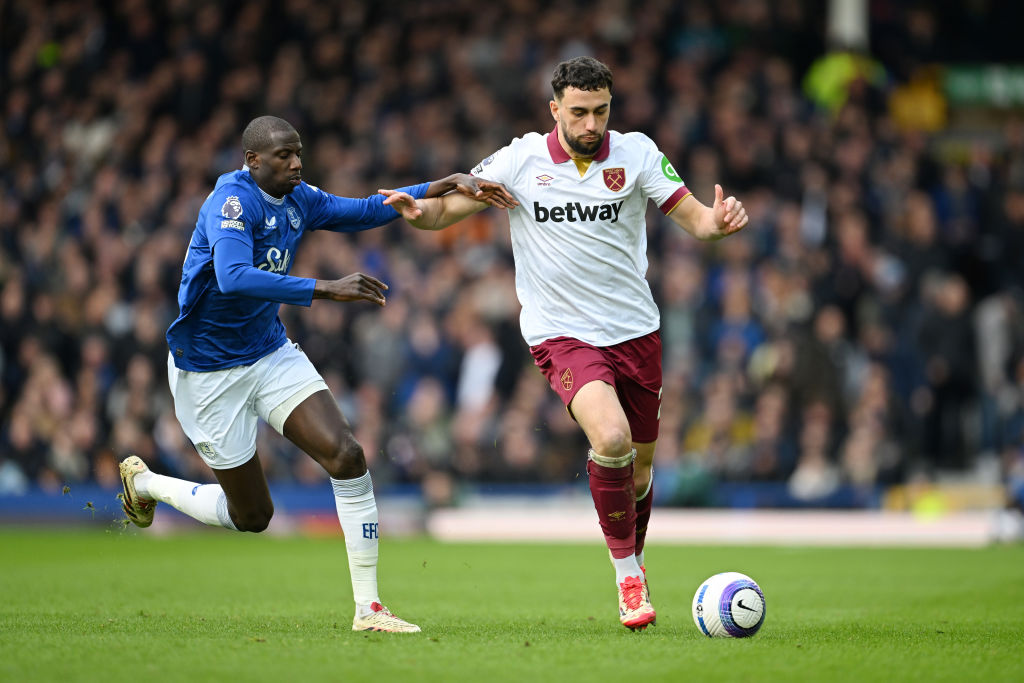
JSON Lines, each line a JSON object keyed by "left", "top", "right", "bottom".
{"left": 536, "top": 174, "right": 554, "bottom": 186}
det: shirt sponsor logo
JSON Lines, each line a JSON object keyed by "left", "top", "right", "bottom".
{"left": 221, "top": 195, "right": 243, "bottom": 219}
{"left": 534, "top": 200, "right": 623, "bottom": 224}
{"left": 220, "top": 219, "right": 245, "bottom": 230}
{"left": 603, "top": 167, "right": 625, "bottom": 191}
{"left": 661, "top": 156, "right": 683, "bottom": 182}
{"left": 287, "top": 206, "right": 301, "bottom": 229}
{"left": 258, "top": 246, "right": 291, "bottom": 273}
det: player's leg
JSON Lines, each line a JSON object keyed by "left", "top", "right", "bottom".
{"left": 530, "top": 337, "right": 653, "bottom": 629}
{"left": 281, "top": 389, "right": 418, "bottom": 632}
{"left": 612, "top": 330, "right": 663, "bottom": 575}
{"left": 120, "top": 356, "right": 270, "bottom": 531}
{"left": 253, "top": 342, "right": 416, "bottom": 632}
{"left": 120, "top": 455, "right": 272, "bottom": 531}
{"left": 633, "top": 440, "right": 655, "bottom": 568}
{"left": 570, "top": 380, "right": 655, "bottom": 630}
{"left": 281, "top": 390, "right": 376, "bottom": 604}
{"left": 571, "top": 379, "right": 641, "bottom": 569}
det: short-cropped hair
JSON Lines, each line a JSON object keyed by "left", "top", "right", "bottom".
{"left": 242, "top": 116, "right": 296, "bottom": 153}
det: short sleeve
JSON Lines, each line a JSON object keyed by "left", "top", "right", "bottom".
{"left": 634, "top": 134, "right": 691, "bottom": 215}
{"left": 471, "top": 143, "right": 516, "bottom": 185}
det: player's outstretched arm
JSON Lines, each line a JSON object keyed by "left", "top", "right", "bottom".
{"left": 668, "top": 184, "right": 749, "bottom": 241}
{"left": 313, "top": 273, "right": 389, "bottom": 306}
{"left": 424, "top": 173, "right": 518, "bottom": 209}
{"left": 378, "top": 188, "right": 492, "bottom": 231}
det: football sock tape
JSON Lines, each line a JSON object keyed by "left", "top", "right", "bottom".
{"left": 588, "top": 448, "right": 636, "bottom": 468}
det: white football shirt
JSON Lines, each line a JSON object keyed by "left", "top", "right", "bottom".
{"left": 472, "top": 128, "right": 691, "bottom": 347}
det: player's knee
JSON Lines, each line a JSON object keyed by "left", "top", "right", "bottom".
{"left": 323, "top": 432, "right": 366, "bottom": 479}
{"left": 234, "top": 503, "right": 274, "bottom": 533}
{"left": 591, "top": 425, "right": 633, "bottom": 460}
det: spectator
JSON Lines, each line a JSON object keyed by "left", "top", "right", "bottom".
{"left": 3, "top": 1, "right": 1024, "bottom": 503}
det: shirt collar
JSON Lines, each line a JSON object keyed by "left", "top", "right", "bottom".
{"left": 545, "top": 126, "right": 611, "bottom": 163}
{"left": 242, "top": 166, "right": 284, "bottom": 205}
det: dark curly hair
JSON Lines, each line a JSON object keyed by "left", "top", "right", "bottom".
{"left": 551, "top": 56, "right": 614, "bottom": 100}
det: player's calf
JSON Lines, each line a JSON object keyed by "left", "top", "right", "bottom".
{"left": 231, "top": 504, "right": 273, "bottom": 532}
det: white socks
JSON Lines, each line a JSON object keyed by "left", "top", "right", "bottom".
{"left": 134, "top": 471, "right": 236, "bottom": 530}
{"left": 331, "top": 471, "right": 381, "bottom": 615}
{"left": 612, "top": 553, "right": 644, "bottom": 584}
{"left": 136, "top": 467, "right": 383, "bottom": 615}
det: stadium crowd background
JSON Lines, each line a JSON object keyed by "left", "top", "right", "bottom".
{"left": 3, "top": 0, "right": 1024, "bottom": 509}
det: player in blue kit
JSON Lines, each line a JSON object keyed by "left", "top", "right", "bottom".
{"left": 118, "top": 115, "right": 515, "bottom": 633}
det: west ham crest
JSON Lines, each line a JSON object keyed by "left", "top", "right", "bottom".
{"left": 603, "top": 168, "right": 625, "bottom": 192}
{"left": 560, "top": 368, "right": 574, "bottom": 391}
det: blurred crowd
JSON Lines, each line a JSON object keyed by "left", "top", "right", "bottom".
{"left": 4, "top": 0, "right": 1024, "bottom": 507}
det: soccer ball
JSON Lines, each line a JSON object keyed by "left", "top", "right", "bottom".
{"left": 691, "top": 572, "right": 765, "bottom": 638}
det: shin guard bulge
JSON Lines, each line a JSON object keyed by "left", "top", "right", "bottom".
{"left": 587, "top": 449, "right": 637, "bottom": 560}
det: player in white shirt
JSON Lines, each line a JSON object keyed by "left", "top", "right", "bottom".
{"left": 384, "top": 56, "right": 748, "bottom": 630}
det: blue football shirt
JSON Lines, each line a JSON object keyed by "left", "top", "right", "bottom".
{"left": 167, "top": 169, "right": 427, "bottom": 371}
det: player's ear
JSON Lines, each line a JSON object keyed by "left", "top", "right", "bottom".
{"left": 549, "top": 99, "right": 559, "bottom": 121}
{"left": 244, "top": 150, "right": 259, "bottom": 169}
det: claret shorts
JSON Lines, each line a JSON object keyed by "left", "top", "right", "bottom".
{"left": 529, "top": 330, "right": 662, "bottom": 443}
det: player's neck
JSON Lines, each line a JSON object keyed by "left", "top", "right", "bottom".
{"left": 255, "top": 178, "right": 285, "bottom": 200}
{"left": 244, "top": 165, "right": 287, "bottom": 200}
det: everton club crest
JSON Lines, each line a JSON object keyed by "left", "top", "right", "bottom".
{"left": 603, "top": 167, "right": 625, "bottom": 192}
{"left": 287, "top": 206, "right": 301, "bottom": 230}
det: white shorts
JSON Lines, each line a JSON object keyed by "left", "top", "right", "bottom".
{"left": 167, "top": 341, "right": 328, "bottom": 470}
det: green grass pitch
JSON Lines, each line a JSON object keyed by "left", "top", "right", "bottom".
{"left": 1, "top": 528, "right": 1022, "bottom": 682}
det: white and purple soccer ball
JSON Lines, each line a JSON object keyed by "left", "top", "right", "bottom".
{"left": 691, "top": 572, "right": 766, "bottom": 638}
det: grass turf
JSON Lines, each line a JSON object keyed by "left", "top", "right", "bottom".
{"left": 0, "top": 527, "right": 1022, "bottom": 682}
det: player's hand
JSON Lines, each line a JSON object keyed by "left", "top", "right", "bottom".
{"left": 451, "top": 175, "right": 518, "bottom": 209}
{"left": 313, "top": 273, "right": 389, "bottom": 306}
{"left": 711, "top": 184, "right": 748, "bottom": 236}
{"left": 379, "top": 189, "right": 423, "bottom": 220}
